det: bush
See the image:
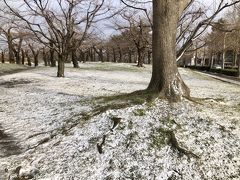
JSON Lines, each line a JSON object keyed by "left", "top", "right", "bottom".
{"left": 210, "top": 68, "right": 238, "bottom": 76}
{"left": 182, "top": 65, "right": 238, "bottom": 77}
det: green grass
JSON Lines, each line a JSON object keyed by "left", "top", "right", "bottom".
{"left": 78, "top": 62, "right": 151, "bottom": 72}
{"left": 133, "top": 108, "right": 146, "bottom": 116}
{"left": 0, "top": 63, "right": 28, "bottom": 75}
{"left": 150, "top": 127, "right": 172, "bottom": 148}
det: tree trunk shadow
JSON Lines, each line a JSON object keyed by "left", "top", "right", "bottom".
{"left": 0, "top": 124, "right": 22, "bottom": 158}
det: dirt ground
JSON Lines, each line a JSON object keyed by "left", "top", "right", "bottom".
{"left": 0, "top": 63, "right": 239, "bottom": 180}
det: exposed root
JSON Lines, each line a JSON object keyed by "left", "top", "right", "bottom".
{"left": 27, "top": 136, "right": 52, "bottom": 150}
{"left": 110, "top": 117, "right": 121, "bottom": 131}
{"left": 168, "top": 131, "right": 199, "bottom": 159}
{"left": 27, "top": 130, "right": 55, "bottom": 139}
{"left": 183, "top": 96, "right": 204, "bottom": 105}
{"left": 97, "top": 135, "right": 106, "bottom": 154}
{"left": 97, "top": 116, "right": 121, "bottom": 154}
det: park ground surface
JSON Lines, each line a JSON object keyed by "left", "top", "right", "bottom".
{"left": 0, "top": 63, "right": 239, "bottom": 180}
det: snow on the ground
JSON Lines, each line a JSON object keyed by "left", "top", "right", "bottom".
{"left": 0, "top": 63, "right": 239, "bottom": 180}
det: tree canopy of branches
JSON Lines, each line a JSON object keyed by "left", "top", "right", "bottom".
{"left": 3, "top": 0, "right": 108, "bottom": 77}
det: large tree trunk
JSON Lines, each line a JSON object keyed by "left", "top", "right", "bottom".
{"left": 57, "top": 54, "right": 66, "bottom": 77}
{"left": 147, "top": 0, "right": 190, "bottom": 101}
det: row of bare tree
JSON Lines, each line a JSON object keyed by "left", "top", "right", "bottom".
{"left": 0, "top": 0, "right": 239, "bottom": 101}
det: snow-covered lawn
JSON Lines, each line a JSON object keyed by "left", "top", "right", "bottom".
{"left": 0, "top": 63, "right": 239, "bottom": 180}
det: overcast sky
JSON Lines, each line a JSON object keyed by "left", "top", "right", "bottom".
{"left": 0, "top": 0, "right": 235, "bottom": 40}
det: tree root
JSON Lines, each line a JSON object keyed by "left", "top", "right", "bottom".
{"left": 97, "top": 116, "right": 122, "bottom": 154}
{"left": 97, "top": 135, "right": 106, "bottom": 154}
{"left": 27, "top": 136, "right": 52, "bottom": 150}
{"left": 183, "top": 96, "right": 204, "bottom": 105}
{"left": 168, "top": 131, "right": 199, "bottom": 159}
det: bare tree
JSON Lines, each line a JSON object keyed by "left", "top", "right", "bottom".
{"left": 4, "top": 0, "right": 108, "bottom": 77}
{"left": 117, "top": 14, "right": 151, "bottom": 66}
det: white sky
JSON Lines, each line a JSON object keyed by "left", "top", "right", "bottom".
{"left": 0, "top": 0, "right": 237, "bottom": 41}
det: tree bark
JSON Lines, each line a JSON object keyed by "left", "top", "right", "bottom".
{"left": 99, "top": 48, "right": 104, "bottom": 62}
{"left": 118, "top": 46, "right": 122, "bottom": 63}
{"left": 80, "top": 50, "right": 85, "bottom": 63}
{"left": 49, "top": 42, "right": 56, "bottom": 67}
{"left": 7, "top": 29, "right": 15, "bottom": 64}
{"left": 57, "top": 54, "right": 65, "bottom": 77}
{"left": 43, "top": 49, "right": 48, "bottom": 66}
{"left": 238, "top": 58, "right": 240, "bottom": 78}
{"left": 85, "top": 50, "right": 89, "bottom": 62}
{"left": 90, "top": 48, "right": 94, "bottom": 62}
{"left": 21, "top": 49, "right": 25, "bottom": 65}
{"left": 112, "top": 47, "right": 116, "bottom": 63}
{"left": 147, "top": 0, "right": 190, "bottom": 101}
{"left": 93, "top": 49, "right": 96, "bottom": 62}
{"left": 137, "top": 48, "right": 144, "bottom": 67}
{"left": 106, "top": 48, "right": 110, "bottom": 62}
{"left": 29, "top": 46, "right": 39, "bottom": 67}
{"left": 93, "top": 46, "right": 104, "bottom": 62}
{"left": 222, "top": 32, "right": 227, "bottom": 69}
{"left": 1, "top": 51, "right": 5, "bottom": 63}
{"left": 13, "top": 50, "right": 21, "bottom": 64}
{"left": 128, "top": 49, "right": 132, "bottom": 63}
{"left": 25, "top": 51, "right": 31, "bottom": 66}
{"left": 147, "top": 50, "right": 151, "bottom": 64}
{"left": 72, "top": 49, "right": 79, "bottom": 68}
{"left": 14, "top": 38, "right": 23, "bottom": 64}
{"left": 234, "top": 50, "right": 238, "bottom": 67}
{"left": 34, "top": 52, "right": 39, "bottom": 67}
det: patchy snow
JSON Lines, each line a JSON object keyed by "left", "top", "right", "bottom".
{"left": 0, "top": 63, "right": 239, "bottom": 180}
